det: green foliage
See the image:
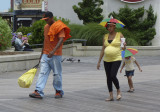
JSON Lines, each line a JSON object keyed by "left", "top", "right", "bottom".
{"left": 29, "top": 20, "right": 46, "bottom": 45}
{"left": 68, "top": 23, "right": 108, "bottom": 46}
{"left": 0, "top": 17, "right": 12, "bottom": 51}
{"left": 73, "top": 0, "right": 104, "bottom": 24}
{"left": 116, "top": 28, "right": 139, "bottom": 46}
{"left": 68, "top": 24, "right": 84, "bottom": 39}
{"left": 53, "top": 16, "right": 70, "bottom": 25}
{"left": 109, "top": 5, "right": 157, "bottom": 46}
{"left": 8, "top": 8, "right": 13, "bottom": 12}
{"left": 17, "top": 26, "right": 32, "bottom": 35}
{"left": 68, "top": 23, "right": 138, "bottom": 46}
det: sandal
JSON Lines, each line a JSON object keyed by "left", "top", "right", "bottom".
{"left": 117, "top": 94, "right": 122, "bottom": 100}
{"left": 105, "top": 98, "right": 114, "bottom": 101}
{"left": 127, "top": 89, "right": 134, "bottom": 92}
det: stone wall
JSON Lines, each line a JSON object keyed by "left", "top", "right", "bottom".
{"left": 0, "top": 52, "right": 40, "bottom": 73}
{"left": 1, "top": 44, "right": 160, "bottom": 73}
{"left": 62, "top": 43, "right": 160, "bottom": 56}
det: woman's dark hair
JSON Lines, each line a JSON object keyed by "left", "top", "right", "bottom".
{"left": 105, "top": 22, "right": 116, "bottom": 29}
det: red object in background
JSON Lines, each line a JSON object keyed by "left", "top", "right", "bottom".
{"left": 121, "top": 0, "right": 144, "bottom": 3}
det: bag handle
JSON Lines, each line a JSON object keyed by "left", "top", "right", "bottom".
{"left": 33, "top": 63, "right": 39, "bottom": 68}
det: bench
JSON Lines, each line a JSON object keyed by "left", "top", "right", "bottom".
{"left": 65, "top": 39, "right": 87, "bottom": 46}
{"left": 30, "top": 44, "right": 43, "bottom": 48}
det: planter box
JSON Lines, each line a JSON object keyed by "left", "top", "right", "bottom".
{"left": 62, "top": 43, "right": 160, "bottom": 56}
{"left": 0, "top": 52, "right": 40, "bottom": 73}
{"left": 1, "top": 44, "right": 160, "bottom": 73}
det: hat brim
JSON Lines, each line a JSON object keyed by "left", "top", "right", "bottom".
{"left": 41, "top": 17, "right": 49, "bottom": 20}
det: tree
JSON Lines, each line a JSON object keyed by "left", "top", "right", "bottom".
{"left": 109, "top": 5, "right": 157, "bottom": 46}
{"left": 73, "top": 0, "right": 104, "bottom": 24}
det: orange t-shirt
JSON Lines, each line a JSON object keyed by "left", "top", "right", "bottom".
{"left": 43, "top": 24, "right": 65, "bottom": 55}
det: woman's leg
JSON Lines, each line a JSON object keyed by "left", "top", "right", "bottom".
{"left": 104, "top": 61, "right": 112, "bottom": 92}
{"left": 104, "top": 61, "right": 113, "bottom": 100}
{"left": 110, "top": 61, "right": 122, "bottom": 99}
{"left": 110, "top": 61, "right": 121, "bottom": 90}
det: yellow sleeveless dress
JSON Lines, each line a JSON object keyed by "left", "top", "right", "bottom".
{"left": 103, "top": 32, "right": 122, "bottom": 62}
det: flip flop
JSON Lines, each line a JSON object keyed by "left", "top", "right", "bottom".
{"left": 127, "top": 89, "right": 135, "bottom": 92}
{"left": 105, "top": 98, "right": 114, "bottom": 101}
{"left": 117, "top": 94, "right": 122, "bottom": 100}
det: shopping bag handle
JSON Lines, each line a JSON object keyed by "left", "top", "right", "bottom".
{"left": 33, "top": 63, "right": 39, "bottom": 68}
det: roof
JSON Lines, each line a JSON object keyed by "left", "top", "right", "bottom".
{"left": 0, "top": 12, "right": 13, "bottom": 17}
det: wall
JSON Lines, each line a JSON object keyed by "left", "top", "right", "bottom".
{"left": 1, "top": 44, "right": 160, "bottom": 73}
{"left": 0, "top": 52, "right": 40, "bottom": 73}
{"left": 62, "top": 43, "right": 160, "bottom": 56}
{"left": 47, "top": 0, "right": 83, "bottom": 24}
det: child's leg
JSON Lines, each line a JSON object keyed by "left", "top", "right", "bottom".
{"left": 127, "top": 76, "right": 134, "bottom": 90}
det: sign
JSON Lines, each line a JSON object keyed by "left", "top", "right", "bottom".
{"left": 44, "top": 0, "right": 48, "bottom": 11}
{"left": 121, "top": 0, "right": 144, "bottom": 3}
{"left": 14, "top": 0, "right": 43, "bottom": 10}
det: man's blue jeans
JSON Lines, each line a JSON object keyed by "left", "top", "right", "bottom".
{"left": 35, "top": 54, "right": 64, "bottom": 97}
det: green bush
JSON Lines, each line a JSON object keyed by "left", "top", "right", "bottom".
{"left": 29, "top": 20, "right": 46, "bottom": 45}
{"left": 0, "top": 17, "right": 12, "bottom": 51}
{"left": 109, "top": 5, "right": 157, "bottom": 46}
{"left": 16, "top": 26, "right": 32, "bottom": 35}
{"left": 116, "top": 28, "right": 139, "bottom": 46}
{"left": 68, "top": 23, "right": 139, "bottom": 46}
{"left": 54, "top": 16, "right": 70, "bottom": 25}
{"left": 73, "top": 0, "right": 104, "bottom": 24}
{"left": 68, "top": 23, "right": 108, "bottom": 46}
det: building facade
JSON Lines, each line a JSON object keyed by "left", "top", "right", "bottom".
{"left": 46, "top": 0, "right": 160, "bottom": 46}
{"left": 11, "top": 0, "right": 45, "bottom": 31}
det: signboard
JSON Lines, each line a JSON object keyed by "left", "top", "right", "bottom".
{"left": 121, "top": 0, "right": 144, "bottom": 3}
{"left": 14, "top": 0, "right": 43, "bottom": 10}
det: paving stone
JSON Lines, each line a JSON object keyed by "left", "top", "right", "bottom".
{"left": 0, "top": 56, "right": 160, "bottom": 112}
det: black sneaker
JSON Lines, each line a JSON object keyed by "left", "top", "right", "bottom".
{"left": 29, "top": 90, "right": 43, "bottom": 99}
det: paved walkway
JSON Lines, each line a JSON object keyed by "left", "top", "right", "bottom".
{"left": 0, "top": 56, "right": 160, "bottom": 112}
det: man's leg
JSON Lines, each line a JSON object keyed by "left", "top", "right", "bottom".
{"left": 50, "top": 56, "right": 64, "bottom": 98}
{"left": 29, "top": 54, "right": 51, "bottom": 98}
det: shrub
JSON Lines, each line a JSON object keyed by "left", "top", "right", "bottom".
{"left": 29, "top": 20, "right": 46, "bottom": 45}
{"left": 116, "top": 28, "right": 139, "bottom": 46}
{"left": 17, "top": 26, "right": 32, "bottom": 35}
{"left": 68, "top": 23, "right": 108, "bottom": 46}
{"left": 68, "top": 23, "right": 139, "bottom": 46}
{"left": 109, "top": 5, "right": 157, "bottom": 46}
{"left": 73, "top": 0, "right": 104, "bottom": 24}
{"left": 0, "top": 17, "right": 12, "bottom": 51}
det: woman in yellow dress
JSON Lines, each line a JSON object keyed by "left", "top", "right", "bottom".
{"left": 97, "top": 22, "right": 126, "bottom": 101}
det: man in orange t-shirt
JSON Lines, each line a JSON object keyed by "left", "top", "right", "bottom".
{"left": 29, "top": 11, "right": 71, "bottom": 99}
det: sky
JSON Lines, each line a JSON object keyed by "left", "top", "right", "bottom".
{"left": 0, "top": 0, "right": 10, "bottom": 12}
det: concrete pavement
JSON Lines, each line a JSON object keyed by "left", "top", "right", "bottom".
{"left": 0, "top": 56, "right": 160, "bottom": 112}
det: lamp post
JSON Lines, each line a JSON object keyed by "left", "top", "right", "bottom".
{"left": 13, "top": 0, "right": 22, "bottom": 32}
